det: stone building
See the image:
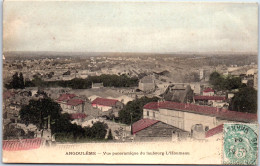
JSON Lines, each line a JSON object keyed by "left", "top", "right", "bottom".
{"left": 56, "top": 93, "right": 85, "bottom": 114}
{"left": 138, "top": 76, "right": 156, "bottom": 92}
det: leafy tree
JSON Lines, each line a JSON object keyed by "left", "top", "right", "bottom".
{"left": 119, "top": 96, "right": 159, "bottom": 125}
{"left": 229, "top": 86, "right": 257, "bottom": 113}
{"left": 89, "top": 121, "right": 108, "bottom": 139}
{"left": 107, "top": 129, "right": 113, "bottom": 140}
{"left": 19, "top": 98, "right": 62, "bottom": 129}
{"left": 209, "top": 71, "right": 242, "bottom": 91}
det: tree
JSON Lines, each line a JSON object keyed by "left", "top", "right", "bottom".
{"left": 19, "top": 72, "right": 25, "bottom": 89}
{"left": 119, "top": 97, "right": 159, "bottom": 125}
{"left": 107, "top": 129, "right": 113, "bottom": 140}
{"left": 229, "top": 86, "right": 257, "bottom": 113}
{"left": 19, "top": 98, "right": 62, "bottom": 129}
{"left": 209, "top": 71, "right": 242, "bottom": 91}
{"left": 89, "top": 121, "right": 108, "bottom": 139}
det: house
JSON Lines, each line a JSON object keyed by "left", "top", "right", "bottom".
{"left": 163, "top": 84, "right": 193, "bottom": 103}
{"left": 56, "top": 94, "right": 85, "bottom": 114}
{"left": 194, "top": 95, "right": 226, "bottom": 106}
{"left": 132, "top": 119, "right": 188, "bottom": 142}
{"left": 91, "top": 97, "right": 123, "bottom": 112}
{"left": 92, "top": 82, "right": 104, "bottom": 89}
{"left": 202, "top": 88, "right": 214, "bottom": 96}
{"left": 143, "top": 101, "right": 257, "bottom": 135}
{"left": 138, "top": 76, "right": 156, "bottom": 92}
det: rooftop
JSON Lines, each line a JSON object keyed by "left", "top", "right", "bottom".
{"left": 132, "top": 118, "right": 159, "bottom": 134}
{"left": 203, "top": 87, "right": 214, "bottom": 92}
{"left": 3, "top": 138, "right": 42, "bottom": 151}
{"left": 143, "top": 101, "right": 257, "bottom": 123}
{"left": 205, "top": 124, "right": 223, "bottom": 138}
{"left": 57, "top": 93, "right": 76, "bottom": 102}
{"left": 194, "top": 96, "right": 226, "bottom": 101}
{"left": 67, "top": 98, "right": 84, "bottom": 106}
{"left": 140, "top": 76, "right": 154, "bottom": 83}
{"left": 70, "top": 113, "right": 87, "bottom": 119}
{"left": 92, "top": 97, "right": 119, "bottom": 107}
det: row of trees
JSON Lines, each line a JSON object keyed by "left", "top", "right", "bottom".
{"left": 22, "top": 74, "right": 138, "bottom": 89}
{"left": 118, "top": 96, "right": 159, "bottom": 125}
{"left": 19, "top": 97, "right": 110, "bottom": 142}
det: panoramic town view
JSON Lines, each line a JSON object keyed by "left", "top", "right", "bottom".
{"left": 2, "top": 2, "right": 258, "bottom": 162}
{"left": 2, "top": 51, "right": 258, "bottom": 149}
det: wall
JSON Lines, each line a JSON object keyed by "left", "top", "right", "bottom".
{"left": 92, "top": 104, "right": 112, "bottom": 112}
{"left": 138, "top": 82, "right": 155, "bottom": 92}
{"left": 144, "top": 108, "right": 217, "bottom": 132}
{"left": 203, "top": 91, "right": 214, "bottom": 96}
{"left": 183, "top": 112, "right": 216, "bottom": 132}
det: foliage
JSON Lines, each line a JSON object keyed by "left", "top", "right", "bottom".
{"left": 19, "top": 98, "right": 62, "bottom": 129}
{"left": 209, "top": 71, "right": 242, "bottom": 91}
{"left": 229, "top": 86, "right": 257, "bottom": 113}
{"left": 6, "top": 72, "right": 25, "bottom": 89}
{"left": 107, "top": 129, "right": 113, "bottom": 140}
{"left": 19, "top": 97, "right": 109, "bottom": 142}
{"left": 119, "top": 96, "right": 159, "bottom": 125}
{"left": 24, "top": 74, "right": 138, "bottom": 89}
{"left": 87, "top": 121, "right": 108, "bottom": 139}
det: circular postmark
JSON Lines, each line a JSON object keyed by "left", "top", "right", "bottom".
{"left": 223, "top": 124, "right": 258, "bottom": 165}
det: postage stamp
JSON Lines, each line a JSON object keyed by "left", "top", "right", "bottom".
{"left": 223, "top": 123, "right": 258, "bottom": 165}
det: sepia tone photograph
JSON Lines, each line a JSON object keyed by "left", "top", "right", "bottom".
{"left": 2, "top": 1, "right": 258, "bottom": 164}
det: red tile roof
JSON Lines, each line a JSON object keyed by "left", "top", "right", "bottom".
{"left": 205, "top": 124, "right": 223, "bottom": 138}
{"left": 194, "top": 96, "right": 226, "bottom": 101}
{"left": 143, "top": 102, "right": 159, "bottom": 110}
{"left": 67, "top": 99, "right": 84, "bottom": 106}
{"left": 203, "top": 87, "right": 214, "bottom": 92}
{"left": 70, "top": 113, "right": 87, "bottom": 119}
{"left": 143, "top": 101, "right": 257, "bottom": 123}
{"left": 132, "top": 119, "right": 159, "bottom": 134}
{"left": 92, "top": 97, "right": 118, "bottom": 107}
{"left": 57, "top": 94, "right": 76, "bottom": 102}
{"left": 3, "top": 138, "right": 42, "bottom": 151}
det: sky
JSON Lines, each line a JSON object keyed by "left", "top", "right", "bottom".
{"left": 3, "top": 1, "right": 258, "bottom": 53}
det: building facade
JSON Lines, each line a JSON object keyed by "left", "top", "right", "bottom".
{"left": 143, "top": 101, "right": 257, "bottom": 133}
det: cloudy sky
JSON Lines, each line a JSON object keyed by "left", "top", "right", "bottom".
{"left": 3, "top": 1, "right": 258, "bottom": 53}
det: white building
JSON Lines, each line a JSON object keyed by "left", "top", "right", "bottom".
{"left": 143, "top": 101, "right": 257, "bottom": 133}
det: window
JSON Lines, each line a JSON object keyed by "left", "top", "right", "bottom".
{"left": 147, "top": 111, "right": 149, "bottom": 116}
{"left": 205, "top": 126, "right": 209, "bottom": 131}
{"left": 153, "top": 112, "right": 155, "bottom": 118}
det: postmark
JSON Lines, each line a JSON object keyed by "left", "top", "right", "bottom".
{"left": 223, "top": 123, "right": 258, "bottom": 165}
